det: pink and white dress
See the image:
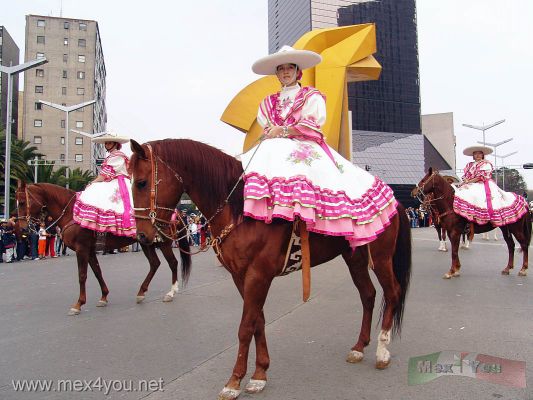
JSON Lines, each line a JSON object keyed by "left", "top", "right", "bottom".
{"left": 453, "top": 160, "right": 528, "bottom": 226}
{"left": 240, "top": 84, "right": 398, "bottom": 248}
{"left": 73, "top": 150, "right": 136, "bottom": 237}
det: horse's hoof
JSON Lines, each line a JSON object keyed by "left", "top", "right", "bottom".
{"left": 136, "top": 295, "right": 145, "bottom": 304}
{"left": 244, "top": 379, "right": 266, "bottom": 394}
{"left": 68, "top": 308, "right": 80, "bottom": 316}
{"left": 96, "top": 300, "right": 108, "bottom": 307}
{"left": 162, "top": 294, "right": 174, "bottom": 303}
{"left": 452, "top": 271, "right": 461, "bottom": 277}
{"left": 442, "top": 273, "right": 452, "bottom": 279}
{"left": 501, "top": 269, "right": 510, "bottom": 275}
{"left": 518, "top": 269, "right": 528, "bottom": 276}
{"left": 218, "top": 387, "right": 241, "bottom": 400}
{"left": 376, "top": 359, "right": 391, "bottom": 370}
{"left": 346, "top": 350, "right": 364, "bottom": 363}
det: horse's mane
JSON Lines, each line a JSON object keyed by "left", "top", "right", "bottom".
{"left": 147, "top": 139, "right": 244, "bottom": 219}
{"left": 33, "top": 183, "right": 76, "bottom": 208}
{"left": 432, "top": 173, "right": 455, "bottom": 203}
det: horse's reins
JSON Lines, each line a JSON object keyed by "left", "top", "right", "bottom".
{"left": 132, "top": 140, "right": 263, "bottom": 258}
{"left": 415, "top": 173, "right": 454, "bottom": 224}
{"left": 18, "top": 186, "right": 77, "bottom": 233}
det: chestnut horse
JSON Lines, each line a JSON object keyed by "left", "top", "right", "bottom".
{"left": 15, "top": 182, "right": 191, "bottom": 315}
{"left": 412, "top": 168, "right": 531, "bottom": 278}
{"left": 129, "top": 138, "right": 412, "bottom": 399}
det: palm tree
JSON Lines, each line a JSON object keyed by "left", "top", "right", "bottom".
{"left": 68, "top": 168, "right": 95, "bottom": 191}
{"left": 0, "top": 130, "right": 42, "bottom": 213}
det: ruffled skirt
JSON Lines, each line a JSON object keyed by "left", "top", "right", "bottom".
{"left": 73, "top": 177, "right": 137, "bottom": 237}
{"left": 240, "top": 138, "right": 398, "bottom": 248}
{"left": 453, "top": 180, "right": 528, "bottom": 226}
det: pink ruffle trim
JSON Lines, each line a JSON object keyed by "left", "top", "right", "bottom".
{"left": 453, "top": 195, "right": 528, "bottom": 226}
{"left": 243, "top": 174, "right": 398, "bottom": 248}
{"left": 73, "top": 195, "right": 137, "bottom": 237}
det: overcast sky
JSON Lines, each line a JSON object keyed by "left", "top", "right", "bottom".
{"left": 3, "top": 0, "right": 533, "bottom": 187}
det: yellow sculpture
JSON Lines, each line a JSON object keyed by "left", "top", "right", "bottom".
{"left": 220, "top": 24, "right": 382, "bottom": 159}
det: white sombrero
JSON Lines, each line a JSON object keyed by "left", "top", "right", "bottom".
{"left": 91, "top": 132, "right": 130, "bottom": 144}
{"left": 463, "top": 145, "right": 493, "bottom": 156}
{"left": 252, "top": 45, "right": 322, "bottom": 75}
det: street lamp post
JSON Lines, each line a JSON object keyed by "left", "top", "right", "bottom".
{"left": 479, "top": 138, "right": 513, "bottom": 186}
{"left": 39, "top": 100, "right": 96, "bottom": 189}
{"left": 0, "top": 58, "right": 48, "bottom": 219}
{"left": 494, "top": 151, "right": 518, "bottom": 190}
{"left": 462, "top": 119, "right": 505, "bottom": 145}
{"left": 70, "top": 129, "right": 108, "bottom": 173}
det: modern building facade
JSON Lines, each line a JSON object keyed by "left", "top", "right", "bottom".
{"left": 23, "top": 15, "right": 106, "bottom": 173}
{"left": 267, "top": 0, "right": 453, "bottom": 206}
{"left": 0, "top": 26, "right": 20, "bottom": 137}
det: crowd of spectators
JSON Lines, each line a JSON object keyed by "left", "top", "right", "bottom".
{"left": 171, "top": 208, "right": 211, "bottom": 248}
{"left": 0, "top": 216, "right": 68, "bottom": 263}
{"left": 406, "top": 206, "right": 431, "bottom": 228}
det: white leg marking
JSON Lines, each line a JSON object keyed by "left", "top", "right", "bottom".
{"left": 346, "top": 350, "right": 364, "bottom": 363}
{"left": 376, "top": 329, "right": 391, "bottom": 363}
{"left": 163, "top": 282, "right": 179, "bottom": 302}
{"left": 244, "top": 379, "right": 266, "bottom": 393}
{"left": 218, "top": 386, "right": 241, "bottom": 400}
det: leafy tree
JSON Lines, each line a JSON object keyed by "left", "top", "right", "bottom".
{"left": 68, "top": 167, "right": 95, "bottom": 191}
{"left": 492, "top": 167, "right": 527, "bottom": 194}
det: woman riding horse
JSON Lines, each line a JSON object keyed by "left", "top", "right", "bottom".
{"left": 73, "top": 132, "right": 136, "bottom": 237}
{"left": 454, "top": 145, "right": 528, "bottom": 226}
{"left": 241, "top": 45, "right": 398, "bottom": 248}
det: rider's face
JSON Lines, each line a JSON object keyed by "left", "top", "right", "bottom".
{"left": 276, "top": 64, "right": 298, "bottom": 86}
{"left": 473, "top": 151, "right": 484, "bottom": 161}
{"left": 105, "top": 142, "right": 117, "bottom": 152}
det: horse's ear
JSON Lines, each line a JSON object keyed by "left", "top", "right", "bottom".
{"left": 17, "top": 180, "right": 26, "bottom": 190}
{"left": 428, "top": 167, "right": 433, "bottom": 175}
{"left": 130, "top": 139, "right": 147, "bottom": 159}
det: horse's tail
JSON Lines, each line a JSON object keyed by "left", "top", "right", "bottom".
{"left": 177, "top": 235, "right": 192, "bottom": 286}
{"left": 391, "top": 203, "right": 412, "bottom": 338}
{"left": 524, "top": 210, "right": 532, "bottom": 248}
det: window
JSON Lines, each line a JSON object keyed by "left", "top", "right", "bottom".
{"left": 77, "top": 87, "right": 85, "bottom": 95}
{"left": 75, "top": 137, "right": 83, "bottom": 145}
{"left": 78, "top": 39, "right": 86, "bottom": 47}
{"left": 79, "top": 23, "right": 87, "bottom": 31}
{"left": 34, "top": 120, "right": 43, "bottom": 127}
{"left": 35, "top": 86, "right": 43, "bottom": 93}
{"left": 60, "top": 137, "right": 65, "bottom": 145}
{"left": 64, "top": 21, "right": 69, "bottom": 29}
{"left": 35, "top": 102, "right": 42, "bottom": 110}
{"left": 37, "top": 20, "right": 45, "bottom": 27}
{"left": 34, "top": 136, "right": 42, "bottom": 144}
{"left": 60, "top": 120, "right": 65, "bottom": 128}
{"left": 77, "top": 71, "right": 85, "bottom": 79}
{"left": 63, "top": 54, "right": 68, "bottom": 62}
{"left": 36, "top": 69, "right": 44, "bottom": 77}
{"left": 75, "top": 154, "right": 83, "bottom": 162}
{"left": 76, "top": 121, "right": 83, "bottom": 128}
{"left": 36, "top": 52, "right": 45, "bottom": 59}
{"left": 62, "top": 87, "right": 67, "bottom": 95}
{"left": 64, "top": 37, "right": 69, "bottom": 46}
{"left": 60, "top": 154, "right": 65, "bottom": 161}
{"left": 61, "top": 103, "right": 66, "bottom": 106}
{"left": 78, "top": 55, "right": 85, "bottom": 63}
{"left": 37, "top": 36, "right": 45, "bottom": 44}
{"left": 62, "top": 70, "right": 68, "bottom": 78}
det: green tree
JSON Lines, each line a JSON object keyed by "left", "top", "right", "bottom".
{"left": 493, "top": 167, "right": 528, "bottom": 194}
{"left": 68, "top": 167, "right": 95, "bottom": 191}
{"left": 0, "top": 130, "right": 42, "bottom": 213}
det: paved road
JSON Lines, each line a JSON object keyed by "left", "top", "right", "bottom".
{"left": 0, "top": 228, "right": 531, "bottom": 400}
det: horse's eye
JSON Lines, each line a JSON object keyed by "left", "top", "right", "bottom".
{"left": 136, "top": 180, "right": 147, "bottom": 189}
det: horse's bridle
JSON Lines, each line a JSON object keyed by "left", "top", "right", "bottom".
{"left": 16, "top": 185, "right": 76, "bottom": 232}
{"left": 131, "top": 143, "right": 244, "bottom": 256}
{"left": 132, "top": 143, "right": 189, "bottom": 242}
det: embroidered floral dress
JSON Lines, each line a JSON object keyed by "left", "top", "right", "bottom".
{"left": 453, "top": 160, "right": 528, "bottom": 226}
{"left": 240, "top": 84, "right": 398, "bottom": 248}
{"left": 73, "top": 150, "right": 136, "bottom": 237}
